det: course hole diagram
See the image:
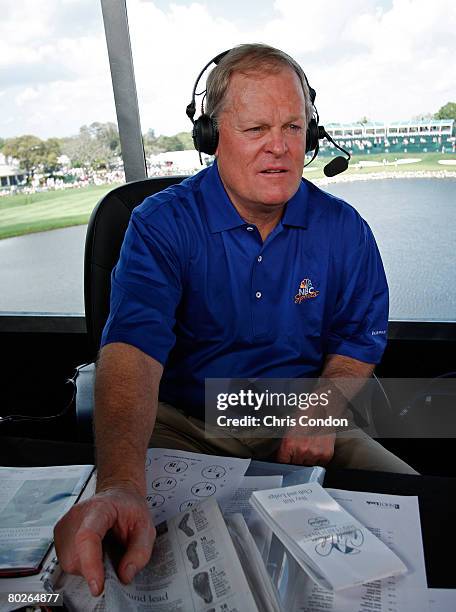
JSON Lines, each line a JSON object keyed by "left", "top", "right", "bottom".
{"left": 151, "top": 477, "right": 177, "bottom": 491}
{"left": 191, "top": 482, "right": 216, "bottom": 497}
{"left": 180, "top": 500, "right": 198, "bottom": 511}
{"left": 146, "top": 493, "right": 165, "bottom": 508}
{"left": 164, "top": 460, "right": 188, "bottom": 474}
{"left": 202, "top": 465, "right": 226, "bottom": 479}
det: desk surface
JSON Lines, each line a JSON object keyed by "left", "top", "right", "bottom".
{"left": 2, "top": 436, "right": 455, "bottom": 589}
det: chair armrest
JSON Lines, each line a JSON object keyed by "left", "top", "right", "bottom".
{"left": 75, "top": 362, "right": 95, "bottom": 442}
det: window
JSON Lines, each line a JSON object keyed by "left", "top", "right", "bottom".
{"left": 127, "top": 0, "right": 455, "bottom": 323}
{"left": 0, "top": 0, "right": 121, "bottom": 316}
{"left": 2, "top": 0, "right": 454, "bottom": 324}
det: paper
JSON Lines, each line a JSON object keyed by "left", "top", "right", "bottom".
{"left": 284, "top": 489, "right": 428, "bottom": 611}
{"left": 221, "top": 475, "right": 283, "bottom": 561}
{"left": 0, "top": 465, "right": 92, "bottom": 572}
{"left": 428, "top": 588, "right": 456, "bottom": 612}
{"left": 0, "top": 465, "right": 93, "bottom": 612}
{"left": 145, "top": 448, "right": 250, "bottom": 524}
{"left": 226, "top": 513, "right": 283, "bottom": 612}
{"left": 104, "top": 498, "right": 260, "bottom": 611}
{"left": 250, "top": 483, "right": 408, "bottom": 591}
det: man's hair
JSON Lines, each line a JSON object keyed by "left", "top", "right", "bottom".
{"left": 205, "top": 43, "right": 314, "bottom": 128}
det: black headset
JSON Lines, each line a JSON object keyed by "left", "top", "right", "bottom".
{"left": 185, "top": 48, "right": 351, "bottom": 177}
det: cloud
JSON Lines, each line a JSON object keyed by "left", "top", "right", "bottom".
{"left": 1, "top": 0, "right": 455, "bottom": 139}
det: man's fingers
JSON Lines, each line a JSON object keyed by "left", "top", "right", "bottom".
{"left": 276, "top": 433, "right": 336, "bottom": 465}
{"left": 119, "top": 521, "right": 156, "bottom": 584}
{"left": 76, "top": 506, "right": 117, "bottom": 594}
{"left": 76, "top": 530, "right": 105, "bottom": 596}
{"left": 276, "top": 439, "right": 293, "bottom": 463}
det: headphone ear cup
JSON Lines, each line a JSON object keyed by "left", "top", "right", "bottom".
{"left": 193, "top": 114, "right": 219, "bottom": 155}
{"left": 306, "top": 118, "right": 319, "bottom": 153}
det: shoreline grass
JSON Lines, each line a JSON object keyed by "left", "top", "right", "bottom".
{"left": 0, "top": 184, "right": 121, "bottom": 240}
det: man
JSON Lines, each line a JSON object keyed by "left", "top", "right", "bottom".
{"left": 54, "top": 44, "right": 416, "bottom": 596}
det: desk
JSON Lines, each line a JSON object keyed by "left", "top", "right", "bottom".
{"left": 1, "top": 436, "right": 455, "bottom": 589}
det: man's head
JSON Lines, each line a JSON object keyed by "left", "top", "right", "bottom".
{"left": 206, "top": 44, "right": 314, "bottom": 129}
{"left": 205, "top": 44, "right": 313, "bottom": 215}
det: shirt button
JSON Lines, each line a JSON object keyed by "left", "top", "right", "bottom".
{"left": 246, "top": 226, "right": 254, "bottom": 232}
{"left": 257, "top": 255, "right": 263, "bottom": 262}
{"left": 256, "top": 291, "right": 262, "bottom": 299}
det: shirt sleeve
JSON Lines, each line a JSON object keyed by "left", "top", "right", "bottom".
{"left": 100, "top": 209, "right": 183, "bottom": 365}
{"left": 326, "top": 215, "right": 389, "bottom": 364}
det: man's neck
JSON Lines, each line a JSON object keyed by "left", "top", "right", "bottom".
{"left": 239, "top": 207, "right": 284, "bottom": 241}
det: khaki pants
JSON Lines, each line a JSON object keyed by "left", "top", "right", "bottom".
{"left": 150, "top": 402, "right": 418, "bottom": 475}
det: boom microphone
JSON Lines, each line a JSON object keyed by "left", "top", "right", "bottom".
{"left": 323, "top": 156, "right": 349, "bottom": 177}
{"left": 320, "top": 128, "right": 351, "bottom": 177}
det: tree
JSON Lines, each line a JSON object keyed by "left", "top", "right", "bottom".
{"left": 412, "top": 112, "right": 434, "bottom": 122}
{"left": 358, "top": 116, "right": 370, "bottom": 125}
{"left": 143, "top": 129, "right": 194, "bottom": 156}
{"left": 3, "top": 135, "right": 44, "bottom": 176}
{"left": 434, "top": 102, "right": 456, "bottom": 122}
{"left": 89, "top": 122, "right": 120, "bottom": 155}
{"left": 2, "top": 135, "right": 62, "bottom": 178}
{"left": 143, "top": 129, "right": 162, "bottom": 156}
{"left": 175, "top": 131, "right": 194, "bottom": 150}
{"left": 61, "top": 122, "right": 120, "bottom": 169}
{"left": 41, "top": 138, "right": 62, "bottom": 173}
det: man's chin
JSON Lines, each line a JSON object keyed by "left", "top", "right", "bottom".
{"left": 259, "top": 188, "right": 299, "bottom": 207}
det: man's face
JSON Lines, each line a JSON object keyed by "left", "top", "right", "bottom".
{"left": 216, "top": 67, "right": 307, "bottom": 215}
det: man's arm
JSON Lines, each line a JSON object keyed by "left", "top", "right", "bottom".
{"left": 54, "top": 342, "right": 162, "bottom": 595}
{"left": 276, "top": 354, "right": 374, "bottom": 465}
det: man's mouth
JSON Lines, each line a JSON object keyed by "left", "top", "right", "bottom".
{"left": 260, "top": 169, "right": 288, "bottom": 174}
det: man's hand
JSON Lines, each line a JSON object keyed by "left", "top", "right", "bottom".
{"left": 276, "top": 431, "right": 336, "bottom": 465}
{"left": 54, "top": 485, "right": 155, "bottom": 597}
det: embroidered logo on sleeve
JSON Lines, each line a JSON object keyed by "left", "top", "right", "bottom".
{"left": 294, "top": 278, "right": 320, "bottom": 304}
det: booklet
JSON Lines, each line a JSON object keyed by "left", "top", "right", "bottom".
{"left": 250, "top": 483, "right": 408, "bottom": 591}
{"left": 0, "top": 464, "right": 94, "bottom": 577}
{"left": 103, "top": 497, "right": 281, "bottom": 612}
{"left": 279, "top": 489, "right": 428, "bottom": 611}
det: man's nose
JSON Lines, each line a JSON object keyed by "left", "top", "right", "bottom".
{"left": 265, "top": 128, "right": 287, "bottom": 156}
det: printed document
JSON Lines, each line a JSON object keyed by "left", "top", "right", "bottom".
{"left": 145, "top": 448, "right": 250, "bottom": 524}
{"left": 283, "top": 489, "right": 428, "bottom": 611}
{"left": 104, "top": 498, "right": 262, "bottom": 611}
{"left": 0, "top": 465, "right": 93, "bottom": 573}
{"left": 250, "top": 483, "right": 407, "bottom": 591}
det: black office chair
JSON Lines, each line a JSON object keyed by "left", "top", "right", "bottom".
{"left": 75, "top": 176, "right": 187, "bottom": 441}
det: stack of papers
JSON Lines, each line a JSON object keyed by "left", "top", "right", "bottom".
{"left": 250, "top": 483, "right": 407, "bottom": 591}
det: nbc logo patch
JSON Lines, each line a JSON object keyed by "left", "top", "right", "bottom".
{"left": 295, "top": 278, "right": 319, "bottom": 304}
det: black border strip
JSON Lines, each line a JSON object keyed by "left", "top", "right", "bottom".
{"left": 0, "top": 315, "right": 454, "bottom": 340}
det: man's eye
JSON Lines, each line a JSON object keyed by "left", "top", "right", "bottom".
{"left": 246, "top": 126, "right": 264, "bottom": 133}
{"left": 288, "top": 124, "right": 303, "bottom": 132}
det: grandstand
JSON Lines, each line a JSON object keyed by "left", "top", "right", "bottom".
{"left": 320, "top": 119, "right": 455, "bottom": 156}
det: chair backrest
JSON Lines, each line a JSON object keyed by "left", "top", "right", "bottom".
{"left": 84, "top": 175, "right": 187, "bottom": 360}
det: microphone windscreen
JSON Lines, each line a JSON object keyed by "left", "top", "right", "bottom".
{"left": 323, "top": 156, "right": 349, "bottom": 177}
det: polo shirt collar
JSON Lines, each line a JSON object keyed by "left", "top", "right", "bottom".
{"left": 281, "top": 179, "right": 309, "bottom": 229}
{"left": 200, "top": 161, "right": 246, "bottom": 234}
{"left": 201, "top": 161, "right": 309, "bottom": 233}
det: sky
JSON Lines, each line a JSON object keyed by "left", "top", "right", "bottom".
{"left": 0, "top": 0, "right": 455, "bottom": 139}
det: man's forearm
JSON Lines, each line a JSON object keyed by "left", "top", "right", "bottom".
{"left": 317, "top": 353, "right": 375, "bottom": 419}
{"left": 94, "top": 343, "right": 163, "bottom": 495}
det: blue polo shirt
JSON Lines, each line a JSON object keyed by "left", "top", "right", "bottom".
{"left": 101, "top": 162, "right": 388, "bottom": 418}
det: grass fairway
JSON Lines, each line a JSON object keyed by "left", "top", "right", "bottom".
{"left": 303, "top": 151, "right": 456, "bottom": 179}
{"left": 0, "top": 152, "right": 454, "bottom": 240}
{"left": 0, "top": 184, "right": 121, "bottom": 240}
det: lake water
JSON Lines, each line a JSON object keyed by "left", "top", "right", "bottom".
{"left": 0, "top": 178, "right": 455, "bottom": 321}
{"left": 324, "top": 178, "right": 456, "bottom": 322}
